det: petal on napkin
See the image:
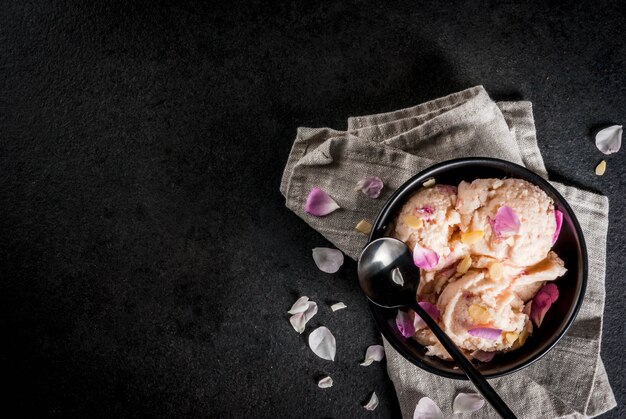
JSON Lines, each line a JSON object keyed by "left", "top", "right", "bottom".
{"left": 468, "top": 327, "right": 502, "bottom": 340}
{"left": 413, "top": 243, "right": 439, "bottom": 270}
{"left": 356, "top": 176, "right": 384, "bottom": 198}
{"left": 396, "top": 310, "right": 415, "bottom": 338}
{"left": 289, "top": 301, "right": 318, "bottom": 334}
{"left": 330, "top": 302, "right": 347, "bottom": 312}
{"left": 363, "top": 392, "right": 379, "bottom": 411}
{"left": 288, "top": 296, "right": 310, "bottom": 314}
{"left": 413, "top": 302, "right": 440, "bottom": 329}
{"left": 312, "top": 247, "right": 344, "bottom": 273}
{"left": 595, "top": 125, "right": 622, "bottom": 155}
{"left": 317, "top": 376, "right": 333, "bottom": 388}
{"left": 413, "top": 397, "right": 444, "bottom": 419}
{"left": 305, "top": 187, "right": 340, "bottom": 216}
{"left": 453, "top": 393, "right": 485, "bottom": 414}
{"left": 360, "top": 344, "right": 385, "bottom": 366}
{"left": 492, "top": 206, "right": 520, "bottom": 237}
{"left": 531, "top": 283, "right": 559, "bottom": 327}
{"left": 472, "top": 350, "right": 496, "bottom": 362}
{"left": 552, "top": 209, "right": 563, "bottom": 245}
{"left": 308, "top": 326, "right": 336, "bottom": 361}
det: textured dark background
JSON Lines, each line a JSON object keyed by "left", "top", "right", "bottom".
{"left": 1, "top": 1, "right": 624, "bottom": 418}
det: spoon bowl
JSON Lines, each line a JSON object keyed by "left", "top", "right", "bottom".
{"left": 357, "top": 238, "right": 419, "bottom": 308}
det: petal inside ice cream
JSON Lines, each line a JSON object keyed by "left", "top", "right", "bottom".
{"left": 393, "top": 185, "right": 460, "bottom": 271}
{"left": 435, "top": 270, "right": 527, "bottom": 352}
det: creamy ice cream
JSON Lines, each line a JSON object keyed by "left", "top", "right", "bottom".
{"left": 391, "top": 178, "right": 566, "bottom": 360}
{"left": 456, "top": 178, "right": 557, "bottom": 266}
{"left": 393, "top": 184, "right": 461, "bottom": 272}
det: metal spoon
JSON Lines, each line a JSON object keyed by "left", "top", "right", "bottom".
{"left": 358, "top": 237, "right": 517, "bottom": 419}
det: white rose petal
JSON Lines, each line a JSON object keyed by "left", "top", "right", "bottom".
{"left": 308, "top": 326, "right": 336, "bottom": 361}
{"left": 360, "top": 344, "right": 385, "bottom": 366}
{"left": 289, "top": 312, "right": 306, "bottom": 334}
{"left": 289, "top": 301, "right": 318, "bottom": 334}
{"left": 453, "top": 393, "right": 485, "bottom": 414}
{"left": 391, "top": 267, "right": 404, "bottom": 286}
{"left": 595, "top": 125, "right": 622, "bottom": 155}
{"left": 355, "top": 176, "right": 384, "bottom": 198}
{"left": 363, "top": 392, "right": 379, "bottom": 411}
{"left": 330, "top": 302, "right": 347, "bottom": 312}
{"left": 413, "top": 397, "right": 443, "bottom": 419}
{"left": 288, "top": 296, "right": 310, "bottom": 314}
{"left": 317, "top": 376, "right": 333, "bottom": 388}
{"left": 312, "top": 248, "right": 344, "bottom": 273}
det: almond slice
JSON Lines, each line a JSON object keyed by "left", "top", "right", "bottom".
{"left": 457, "top": 255, "right": 472, "bottom": 274}
{"left": 355, "top": 219, "right": 372, "bottom": 234}
{"left": 595, "top": 160, "right": 606, "bottom": 176}
{"left": 422, "top": 178, "right": 436, "bottom": 188}
{"left": 468, "top": 304, "right": 492, "bottom": 323}
{"left": 518, "top": 326, "right": 530, "bottom": 345}
{"left": 488, "top": 262, "right": 504, "bottom": 281}
{"left": 504, "top": 332, "right": 519, "bottom": 344}
{"left": 461, "top": 230, "right": 484, "bottom": 245}
{"left": 402, "top": 214, "right": 423, "bottom": 229}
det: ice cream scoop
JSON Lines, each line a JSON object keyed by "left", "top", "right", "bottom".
{"left": 358, "top": 237, "right": 517, "bottom": 419}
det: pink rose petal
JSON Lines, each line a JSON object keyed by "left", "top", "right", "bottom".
{"left": 289, "top": 301, "right": 318, "bottom": 334}
{"left": 531, "top": 283, "right": 559, "bottom": 327}
{"left": 317, "top": 376, "right": 333, "bottom": 388}
{"left": 552, "top": 210, "right": 563, "bottom": 245}
{"left": 356, "top": 176, "right": 384, "bottom": 198}
{"left": 491, "top": 205, "right": 521, "bottom": 238}
{"left": 436, "top": 184, "right": 458, "bottom": 194}
{"left": 413, "top": 397, "right": 444, "bottom": 419}
{"left": 595, "top": 125, "right": 622, "bottom": 155}
{"left": 468, "top": 327, "right": 502, "bottom": 340}
{"left": 472, "top": 350, "right": 496, "bottom": 362}
{"left": 363, "top": 392, "right": 379, "bottom": 411}
{"left": 287, "top": 296, "right": 310, "bottom": 314}
{"left": 308, "top": 326, "right": 336, "bottom": 361}
{"left": 413, "top": 243, "right": 439, "bottom": 270}
{"left": 305, "top": 187, "right": 340, "bottom": 216}
{"left": 416, "top": 205, "right": 434, "bottom": 219}
{"left": 413, "top": 302, "right": 441, "bottom": 329}
{"left": 435, "top": 265, "right": 457, "bottom": 282}
{"left": 396, "top": 310, "right": 415, "bottom": 338}
{"left": 360, "top": 344, "right": 385, "bottom": 366}
{"left": 544, "top": 283, "right": 559, "bottom": 302}
{"left": 312, "top": 247, "right": 344, "bottom": 273}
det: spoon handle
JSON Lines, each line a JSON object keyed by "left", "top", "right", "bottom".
{"left": 410, "top": 301, "right": 517, "bottom": 419}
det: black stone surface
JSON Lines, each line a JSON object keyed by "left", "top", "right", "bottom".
{"left": 1, "top": 1, "right": 624, "bottom": 418}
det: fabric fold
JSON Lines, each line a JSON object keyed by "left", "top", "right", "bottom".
{"left": 280, "top": 86, "right": 615, "bottom": 418}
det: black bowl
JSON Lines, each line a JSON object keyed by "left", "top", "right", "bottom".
{"left": 367, "top": 157, "right": 587, "bottom": 379}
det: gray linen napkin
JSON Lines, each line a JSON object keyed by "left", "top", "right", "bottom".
{"left": 280, "top": 86, "right": 616, "bottom": 418}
